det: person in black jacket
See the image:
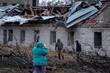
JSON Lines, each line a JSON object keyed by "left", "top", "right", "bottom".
{"left": 55, "top": 39, "right": 64, "bottom": 60}
{"left": 75, "top": 40, "right": 82, "bottom": 61}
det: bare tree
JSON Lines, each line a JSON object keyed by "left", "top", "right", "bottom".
{"left": 64, "top": 0, "right": 74, "bottom": 4}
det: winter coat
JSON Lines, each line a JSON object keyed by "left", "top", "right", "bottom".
{"left": 76, "top": 42, "right": 81, "bottom": 52}
{"left": 55, "top": 41, "right": 63, "bottom": 51}
{"left": 32, "top": 42, "right": 48, "bottom": 66}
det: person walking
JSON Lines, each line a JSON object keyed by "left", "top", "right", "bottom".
{"left": 55, "top": 39, "right": 64, "bottom": 60}
{"left": 32, "top": 42, "right": 48, "bottom": 73}
{"left": 75, "top": 40, "right": 82, "bottom": 61}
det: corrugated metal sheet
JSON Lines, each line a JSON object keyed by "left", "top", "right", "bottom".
{"left": 0, "top": 4, "right": 19, "bottom": 12}
{"left": 0, "top": 4, "right": 20, "bottom": 19}
{"left": 41, "top": 16, "right": 55, "bottom": 20}
{"left": 0, "top": 11, "right": 5, "bottom": 19}
{"left": 66, "top": 3, "right": 99, "bottom": 28}
{"left": 68, "top": 1, "right": 82, "bottom": 17}
{"left": 1, "top": 16, "right": 28, "bottom": 25}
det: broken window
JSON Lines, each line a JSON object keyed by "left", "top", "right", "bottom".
{"left": 32, "top": 0, "right": 36, "bottom": 7}
{"left": 0, "top": 3, "right": 2, "bottom": 6}
{"left": 20, "top": 30, "right": 25, "bottom": 43}
{"left": 3, "top": 30, "right": 7, "bottom": 44}
{"left": 3, "top": 29, "right": 13, "bottom": 44}
{"left": 8, "top": 30, "right": 13, "bottom": 41}
{"left": 68, "top": 31, "right": 74, "bottom": 46}
{"left": 50, "top": 31, "right": 56, "bottom": 44}
{"left": 94, "top": 32, "right": 102, "bottom": 48}
{"left": 34, "top": 30, "right": 40, "bottom": 42}
{"left": 2, "top": 3, "right": 7, "bottom": 6}
{"left": 32, "top": 0, "right": 39, "bottom": 6}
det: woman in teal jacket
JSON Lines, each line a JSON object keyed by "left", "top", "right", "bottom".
{"left": 32, "top": 42, "right": 48, "bottom": 73}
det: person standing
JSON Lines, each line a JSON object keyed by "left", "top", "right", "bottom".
{"left": 75, "top": 40, "right": 82, "bottom": 61}
{"left": 32, "top": 42, "right": 48, "bottom": 73}
{"left": 55, "top": 39, "right": 64, "bottom": 60}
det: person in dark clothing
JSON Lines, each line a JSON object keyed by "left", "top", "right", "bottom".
{"left": 75, "top": 40, "right": 82, "bottom": 61}
{"left": 55, "top": 39, "right": 64, "bottom": 60}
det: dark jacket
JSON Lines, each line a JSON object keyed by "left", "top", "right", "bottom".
{"left": 76, "top": 42, "right": 81, "bottom": 52}
{"left": 55, "top": 41, "right": 63, "bottom": 50}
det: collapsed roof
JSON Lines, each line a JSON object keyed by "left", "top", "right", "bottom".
{"left": 0, "top": 4, "right": 24, "bottom": 18}
{"left": 0, "top": 0, "right": 106, "bottom": 28}
{"left": 66, "top": 0, "right": 103, "bottom": 28}
{"left": 0, "top": 15, "right": 63, "bottom": 26}
{"left": 0, "top": 16, "right": 28, "bottom": 25}
{"left": 0, "top": 4, "right": 64, "bottom": 26}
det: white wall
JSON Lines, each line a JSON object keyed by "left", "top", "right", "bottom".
{"left": 102, "top": 28, "right": 110, "bottom": 57}
{"left": 74, "top": 28, "right": 94, "bottom": 52}
{"left": 39, "top": 25, "right": 68, "bottom": 50}
{"left": 0, "top": 25, "right": 69, "bottom": 50}
{"left": 74, "top": 28, "right": 110, "bottom": 57}
{"left": 1, "top": 26, "right": 110, "bottom": 57}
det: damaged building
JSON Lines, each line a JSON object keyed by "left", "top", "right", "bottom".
{"left": 66, "top": 0, "right": 110, "bottom": 57}
{"left": 0, "top": 4, "right": 70, "bottom": 51}
{"left": 0, "top": 0, "right": 110, "bottom": 57}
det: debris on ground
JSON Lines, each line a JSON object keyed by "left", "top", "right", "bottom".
{"left": 0, "top": 45, "right": 110, "bottom": 73}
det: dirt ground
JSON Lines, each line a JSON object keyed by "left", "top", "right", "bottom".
{"left": 47, "top": 51, "right": 110, "bottom": 73}
{"left": 0, "top": 49, "right": 110, "bottom": 73}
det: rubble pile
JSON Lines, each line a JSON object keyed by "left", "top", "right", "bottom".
{"left": 47, "top": 51, "right": 110, "bottom": 73}
{"left": 0, "top": 46, "right": 110, "bottom": 73}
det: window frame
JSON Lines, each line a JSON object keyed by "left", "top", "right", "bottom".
{"left": 34, "top": 30, "right": 40, "bottom": 42}
{"left": 8, "top": 29, "right": 13, "bottom": 41}
{"left": 3, "top": 30, "right": 8, "bottom": 44}
{"left": 50, "top": 31, "right": 56, "bottom": 44}
{"left": 94, "top": 32, "right": 102, "bottom": 48}
{"left": 32, "top": 0, "right": 36, "bottom": 7}
{"left": 20, "top": 30, "right": 25, "bottom": 43}
{"left": 68, "top": 31, "right": 74, "bottom": 46}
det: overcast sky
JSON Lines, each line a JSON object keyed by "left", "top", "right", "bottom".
{"left": 39, "top": 0, "right": 52, "bottom": 3}
{"left": 39, "top": 0, "right": 68, "bottom": 3}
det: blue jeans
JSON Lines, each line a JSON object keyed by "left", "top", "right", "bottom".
{"left": 33, "top": 66, "right": 46, "bottom": 73}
